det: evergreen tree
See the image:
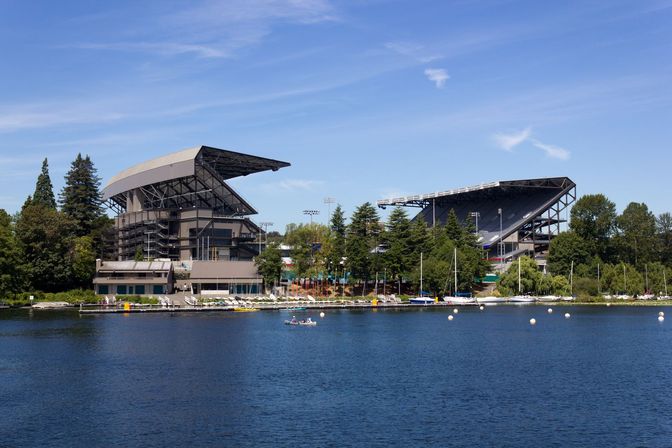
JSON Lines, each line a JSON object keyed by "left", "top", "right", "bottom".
{"left": 60, "top": 154, "right": 103, "bottom": 236}
{"left": 383, "top": 207, "right": 412, "bottom": 290}
{"left": 444, "top": 209, "right": 463, "bottom": 243}
{"left": 326, "top": 205, "right": 347, "bottom": 277}
{"left": 16, "top": 204, "right": 75, "bottom": 292}
{"left": 346, "top": 202, "right": 380, "bottom": 287}
{"left": 0, "top": 210, "right": 27, "bottom": 296}
{"left": 33, "top": 158, "right": 57, "bottom": 209}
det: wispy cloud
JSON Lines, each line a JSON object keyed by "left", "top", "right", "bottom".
{"left": 0, "top": 103, "right": 125, "bottom": 133}
{"left": 493, "top": 127, "right": 532, "bottom": 151}
{"left": 278, "top": 179, "right": 324, "bottom": 191}
{"left": 73, "top": 0, "right": 337, "bottom": 59}
{"left": 74, "top": 42, "right": 226, "bottom": 58}
{"left": 492, "top": 127, "right": 570, "bottom": 160}
{"left": 530, "top": 139, "right": 571, "bottom": 160}
{"left": 385, "top": 41, "right": 441, "bottom": 63}
{"left": 257, "top": 179, "right": 325, "bottom": 193}
{"left": 424, "top": 68, "right": 450, "bottom": 88}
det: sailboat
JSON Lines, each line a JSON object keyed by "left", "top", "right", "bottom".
{"left": 442, "top": 247, "right": 475, "bottom": 304}
{"left": 509, "top": 257, "right": 535, "bottom": 303}
{"left": 658, "top": 268, "right": 670, "bottom": 300}
{"left": 410, "top": 252, "right": 434, "bottom": 304}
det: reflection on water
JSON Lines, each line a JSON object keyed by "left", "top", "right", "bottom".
{"left": 1, "top": 306, "right": 671, "bottom": 447}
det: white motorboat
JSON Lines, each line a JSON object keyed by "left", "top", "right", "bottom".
{"left": 537, "top": 295, "right": 560, "bottom": 302}
{"left": 476, "top": 296, "right": 506, "bottom": 304}
{"left": 509, "top": 295, "right": 536, "bottom": 303}
{"left": 443, "top": 296, "right": 475, "bottom": 304}
{"left": 560, "top": 296, "right": 575, "bottom": 301}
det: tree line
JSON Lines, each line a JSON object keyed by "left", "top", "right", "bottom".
{"left": 0, "top": 156, "right": 111, "bottom": 298}
{"left": 256, "top": 203, "right": 491, "bottom": 297}
{"left": 517, "top": 194, "right": 672, "bottom": 297}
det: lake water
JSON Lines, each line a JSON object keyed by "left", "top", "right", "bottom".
{"left": 1, "top": 306, "right": 671, "bottom": 447}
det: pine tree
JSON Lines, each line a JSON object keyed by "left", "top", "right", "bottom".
{"left": 326, "top": 205, "right": 347, "bottom": 278}
{"left": 383, "top": 207, "right": 412, "bottom": 288}
{"left": 33, "top": 158, "right": 56, "bottom": 209}
{"left": 0, "top": 210, "right": 27, "bottom": 295}
{"left": 445, "top": 208, "right": 463, "bottom": 243}
{"left": 346, "top": 202, "right": 380, "bottom": 287}
{"left": 60, "top": 154, "right": 103, "bottom": 236}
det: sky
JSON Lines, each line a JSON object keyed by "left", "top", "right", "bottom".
{"left": 1, "top": 0, "right": 671, "bottom": 232}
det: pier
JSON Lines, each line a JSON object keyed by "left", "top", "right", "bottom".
{"left": 78, "top": 300, "right": 478, "bottom": 314}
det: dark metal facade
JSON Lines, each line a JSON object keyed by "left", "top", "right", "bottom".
{"left": 377, "top": 177, "right": 576, "bottom": 260}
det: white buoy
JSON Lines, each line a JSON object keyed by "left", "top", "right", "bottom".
{"left": 453, "top": 308, "right": 459, "bottom": 314}
{"left": 659, "top": 316, "right": 665, "bottom": 322}
{"left": 479, "top": 305, "right": 484, "bottom": 311}
{"left": 529, "top": 318, "right": 536, "bottom": 325}
{"left": 448, "top": 315, "right": 454, "bottom": 321}
{"left": 659, "top": 311, "right": 665, "bottom": 317}
{"left": 564, "top": 313, "right": 570, "bottom": 319}
{"left": 547, "top": 308, "right": 553, "bottom": 314}
{"left": 319, "top": 312, "right": 325, "bottom": 318}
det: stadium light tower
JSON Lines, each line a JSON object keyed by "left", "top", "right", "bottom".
{"left": 498, "top": 208, "right": 503, "bottom": 269}
{"left": 303, "top": 209, "right": 320, "bottom": 225}
{"left": 323, "top": 197, "right": 336, "bottom": 223}
{"left": 258, "top": 221, "right": 273, "bottom": 254}
{"left": 469, "top": 211, "right": 480, "bottom": 234}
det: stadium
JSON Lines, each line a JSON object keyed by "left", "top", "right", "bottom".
{"left": 94, "top": 145, "right": 289, "bottom": 296}
{"left": 377, "top": 177, "right": 576, "bottom": 270}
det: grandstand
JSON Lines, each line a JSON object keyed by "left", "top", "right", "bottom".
{"left": 97, "top": 145, "right": 290, "bottom": 296}
{"left": 377, "top": 177, "right": 576, "bottom": 265}
{"left": 103, "top": 145, "right": 289, "bottom": 261}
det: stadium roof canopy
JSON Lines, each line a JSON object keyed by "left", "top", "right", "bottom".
{"left": 103, "top": 145, "right": 290, "bottom": 215}
{"left": 377, "top": 177, "right": 576, "bottom": 249}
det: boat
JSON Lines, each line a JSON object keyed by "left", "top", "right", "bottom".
{"left": 537, "top": 295, "right": 560, "bottom": 302}
{"left": 509, "top": 295, "right": 536, "bottom": 303}
{"left": 410, "top": 297, "right": 435, "bottom": 304}
{"left": 234, "top": 307, "right": 259, "bottom": 312}
{"left": 443, "top": 296, "right": 475, "bottom": 304}
{"left": 476, "top": 296, "right": 506, "bottom": 304}
{"left": 284, "top": 317, "right": 317, "bottom": 326}
{"left": 410, "top": 252, "right": 434, "bottom": 305}
{"left": 442, "top": 248, "right": 475, "bottom": 304}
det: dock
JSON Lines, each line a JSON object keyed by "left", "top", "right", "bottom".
{"left": 78, "top": 301, "right": 478, "bottom": 314}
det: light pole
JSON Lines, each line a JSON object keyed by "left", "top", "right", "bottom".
{"left": 323, "top": 197, "right": 335, "bottom": 223}
{"left": 258, "top": 221, "right": 273, "bottom": 254}
{"left": 469, "top": 211, "right": 480, "bottom": 234}
{"left": 498, "top": 208, "right": 503, "bottom": 270}
{"left": 303, "top": 209, "right": 320, "bottom": 225}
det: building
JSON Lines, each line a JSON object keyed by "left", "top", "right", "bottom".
{"left": 95, "top": 145, "right": 290, "bottom": 295}
{"left": 93, "top": 260, "right": 173, "bottom": 295}
{"left": 377, "top": 177, "right": 576, "bottom": 269}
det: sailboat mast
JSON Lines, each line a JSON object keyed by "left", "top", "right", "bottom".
{"left": 420, "top": 252, "right": 423, "bottom": 297}
{"left": 597, "top": 263, "right": 601, "bottom": 295}
{"left": 570, "top": 260, "right": 574, "bottom": 296}
{"left": 454, "top": 247, "right": 458, "bottom": 296}
{"left": 623, "top": 263, "right": 627, "bottom": 294}
{"left": 645, "top": 264, "right": 649, "bottom": 293}
{"left": 518, "top": 257, "right": 521, "bottom": 293}
{"left": 665, "top": 268, "right": 668, "bottom": 296}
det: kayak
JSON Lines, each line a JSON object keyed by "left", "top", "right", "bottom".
{"left": 284, "top": 319, "right": 317, "bottom": 326}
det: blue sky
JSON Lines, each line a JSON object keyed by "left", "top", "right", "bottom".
{"left": 1, "top": 0, "right": 671, "bottom": 231}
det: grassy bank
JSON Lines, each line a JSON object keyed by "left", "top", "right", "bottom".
{"left": 0, "top": 290, "right": 158, "bottom": 307}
